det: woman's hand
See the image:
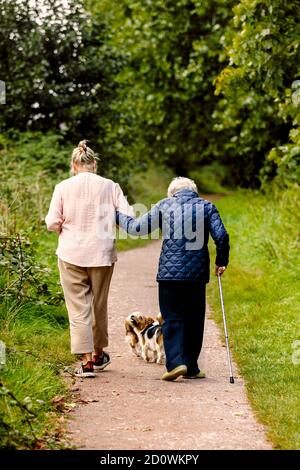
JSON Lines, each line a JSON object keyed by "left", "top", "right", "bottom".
{"left": 215, "top": 265, "right": 226, "bottom": 276}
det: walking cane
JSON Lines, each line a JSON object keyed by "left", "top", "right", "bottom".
{"left": 217, "top": 274, "right": 235, "bottom": 384}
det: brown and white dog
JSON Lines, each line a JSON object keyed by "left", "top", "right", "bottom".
{"left": 125, "top": 312, "right": 165, "bottom": 364}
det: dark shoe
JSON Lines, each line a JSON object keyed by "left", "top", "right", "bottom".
{"left": 184, "top": 370, "right": 206, "bottom": 379}
{"left": 75, "top": 361, "right": 95, "bottom": 378}
{"left": 161, "top": 365, "right": 187, "bottom": 381}
{"left": 93, "top": 352, "right": 111, "bottom": 371}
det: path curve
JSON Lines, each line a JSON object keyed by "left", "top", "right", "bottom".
{"left": 67, "top": 242, "right": 271, "bottom": 450}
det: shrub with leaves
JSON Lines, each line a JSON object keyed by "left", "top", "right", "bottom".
{"left": 0, "top": 234, "right": 63, "bottom": 305}
{"left": 214, "top": 0, "right": 300, "bottom": 186}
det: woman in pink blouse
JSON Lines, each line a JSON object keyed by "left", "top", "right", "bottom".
{"left": 46, "top": 140, "right": 133, "bottom": 377}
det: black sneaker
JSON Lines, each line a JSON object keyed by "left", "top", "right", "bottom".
{"left": 75, "top": 361, "right": 95, "bottom": 378}
{"left": 93, "top": 352, "right": 111, "bottom": 371}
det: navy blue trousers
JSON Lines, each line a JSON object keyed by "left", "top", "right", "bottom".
{"left": 158, "top": 281, "right": 206, "bottom": 375}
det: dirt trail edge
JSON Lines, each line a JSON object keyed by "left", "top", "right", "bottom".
{"left": 67, "top": 242, "right": 272, "bottom": 450}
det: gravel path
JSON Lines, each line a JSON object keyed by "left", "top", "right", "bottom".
{"left": 67, "top": 242, "right": 272, "bottom": 450}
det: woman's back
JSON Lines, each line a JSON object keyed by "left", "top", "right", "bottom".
{"left": 46, "top": 172, "right": 132, "bottom": 267}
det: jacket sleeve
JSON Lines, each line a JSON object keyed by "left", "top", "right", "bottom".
{"left": 116, "top": 203, "right": 160, "bottom": 236}
{"left": 208, "top": 203, "right": 230, "bottom": 267}
{"left": 113, "top": 183, "right": 134, "bottom": 217}
{"left": 45, "top": 185, "right": 63, "bottom": 233}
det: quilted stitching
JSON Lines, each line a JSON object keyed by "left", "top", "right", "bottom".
{"left": 117, "top": 189, "right": 229, "bottom": 282}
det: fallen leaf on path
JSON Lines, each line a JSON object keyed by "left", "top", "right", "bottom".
{"left": 76, "top": 398, "right": 99, "bottom": 404}
{"left": 76, "top": 398, "right": 89, "bottom": 404}
{"left": 33, "top": 440, "right": 46, "bottom": 450}
{"left": 51, "top": 395, "right": 69, "bottom": 412}
{"left": 51, "top": 395, "right": 65, "bottom": 404}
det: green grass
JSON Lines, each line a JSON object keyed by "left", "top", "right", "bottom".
{"left": 189, "top": 162, "right": 231, "bottom": 194}
{"left": 207, "top": 185, "right": 300, "bottom": 450}
{"left": 0, "top": 298, "right": 73, "bottom": 449}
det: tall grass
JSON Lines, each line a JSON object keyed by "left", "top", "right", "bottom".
{"left": 208, "top": 185, "right": 300, "bottom": 449}
{"left": 0, "top": 299, "right": 73, "bottom": 449}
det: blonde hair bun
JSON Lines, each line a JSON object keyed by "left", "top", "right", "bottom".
{"left": 71, "top": 139, "right": 99, "bottom": 174}
{"left": 78, "top": 140, "right": 88, "bottom": 152}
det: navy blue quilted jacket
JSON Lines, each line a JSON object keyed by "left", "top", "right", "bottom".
{"left": 117, "top": 189, "right": 229, "bottom": 282}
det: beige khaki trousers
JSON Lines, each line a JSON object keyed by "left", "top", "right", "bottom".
{"left": 58, "top": 258, "right": 114, "bottom": 354}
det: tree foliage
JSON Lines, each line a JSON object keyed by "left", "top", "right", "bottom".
{"left": 92, "top": 0, "right": 236, "bottom": 177}
{"left": 215, "top": 0, "right": 300, "bottom": 186}
{"left": 0, "top": 0, "right": 140, "bottom": 188}
{"left": 1, "top": 1, "right": 106, "bottom": 136}
{"left": 0, "top": 0, "right": 299, "bottom": 187}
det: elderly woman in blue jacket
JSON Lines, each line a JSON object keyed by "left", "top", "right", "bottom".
{"left": 117, "top": 177, "right": 229, "bottom": 381}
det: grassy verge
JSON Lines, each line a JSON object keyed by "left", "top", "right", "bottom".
{"left": 1, "top": 226, "right": 73, "bottom": 448}
{"left": 0, "top": 301, "right": 73, "bottom": 449}
{"left": 207, "top": 185, "right": 300, "bottom": 450}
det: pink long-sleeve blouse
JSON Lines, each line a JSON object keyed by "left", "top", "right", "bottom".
{"left": 45, "top": 172, "right": 133, "bottom": 267}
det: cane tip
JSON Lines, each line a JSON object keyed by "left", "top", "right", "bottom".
{"left": 230, "top": 377, "right": 235, "bottom": 384}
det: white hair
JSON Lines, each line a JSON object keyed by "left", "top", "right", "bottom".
{"left": 167, "top": 177, "right": 198, "bottom": 197}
